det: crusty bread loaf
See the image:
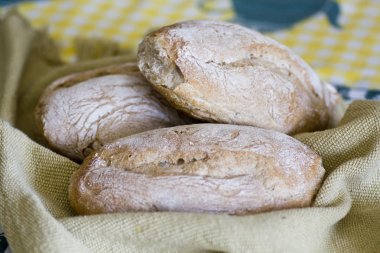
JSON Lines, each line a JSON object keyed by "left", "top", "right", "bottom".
{"left": 69, "top": 124, "right": 325, "bottom": 215}
{"left": 35, "top": 63, "right": 188, "bottom": 161}
{"left": 137, "top": 20, "right": 339, "bottom": 134}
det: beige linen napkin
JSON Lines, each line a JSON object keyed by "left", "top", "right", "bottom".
{"left": 1, "top": 10, "right": 379, "bottom": 253}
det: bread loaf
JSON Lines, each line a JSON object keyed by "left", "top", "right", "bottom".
{"left": 137, "top": 20, "right": 339, "bottom": 134}
{"left": 35, "top": 63, "right": 187, "bottom": 161}
{"left": 69, "top": 124, "right": 325, "bottom": 215}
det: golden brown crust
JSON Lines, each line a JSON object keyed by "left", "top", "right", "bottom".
{"left": 35, "top": 63, "right": 140, "bottom": 141}
{"left": 137, "top": 20, "right": 339, "bottom": 135}
{"left": 69, "top": 124, "right": 325, "bottom": 215}
{"left": 44, "top": 63, "right": 142, "bottom": 92}
{"left": 35, "top": 63, "right": 188, "bottom": 161}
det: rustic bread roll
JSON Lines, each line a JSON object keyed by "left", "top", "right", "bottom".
{"left": 35, "top": 63, "right": 188, "bottom": 161}
{"left": 137, "top": 20, "right": 339, "bottom": 134}
{"left": 69, "top": 124, "right": 325, "bottom": 215}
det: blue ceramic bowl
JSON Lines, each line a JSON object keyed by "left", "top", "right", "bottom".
{"left": 232, "top": 0, "right": 341, "bottom": 31}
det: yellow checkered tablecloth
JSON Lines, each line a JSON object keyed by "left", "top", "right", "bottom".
{"left": 5, "top": 0, "right": 380, "bottom": 89}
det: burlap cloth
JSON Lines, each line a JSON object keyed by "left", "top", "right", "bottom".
{"left": 1, "top": 10, "right": 379, "bottom": 253}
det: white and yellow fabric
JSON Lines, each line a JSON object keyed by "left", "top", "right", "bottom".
{"left": 7, "top": 0, "right": 380, "bottom": 89}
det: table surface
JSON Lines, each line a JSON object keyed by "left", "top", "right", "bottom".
{"left": 8, "top": 0, "right": 380, "bottom": 90}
